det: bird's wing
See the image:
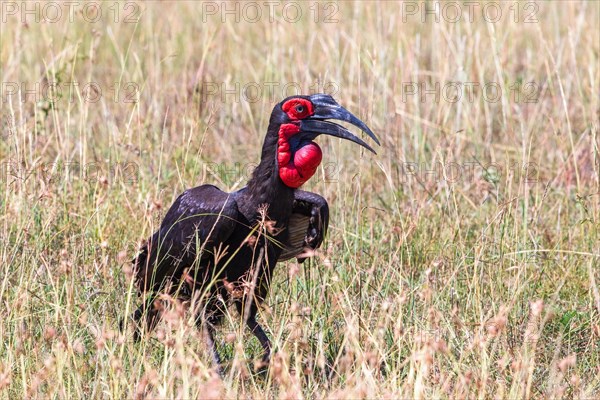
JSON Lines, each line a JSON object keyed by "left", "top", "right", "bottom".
{"left": 278, "top": 190, "right": 329, "bottom": 263}
{"left": 134, "top": 184, "right": 240, "bottom": 293}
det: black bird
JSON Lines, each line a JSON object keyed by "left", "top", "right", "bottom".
{"left": 130, "top": 94, "right": 379, "bottom": 370}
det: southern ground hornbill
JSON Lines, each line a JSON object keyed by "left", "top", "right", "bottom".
{"left": 129, "top": 94, "right": 379, "bottom": 371}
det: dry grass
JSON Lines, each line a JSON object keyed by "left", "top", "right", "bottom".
{"left": 1, "top": 1, "right": 599, "bottom": 398}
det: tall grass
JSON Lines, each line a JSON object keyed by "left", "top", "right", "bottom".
{"left": 1, "top": 1, "right": 598, "bottom": 398}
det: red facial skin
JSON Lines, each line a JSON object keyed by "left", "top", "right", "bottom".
{"left": 281, "top": 98, "right": 314, "bottom": 120}
{"left": 277, "top": 118, "right": 322, "bottom": 188}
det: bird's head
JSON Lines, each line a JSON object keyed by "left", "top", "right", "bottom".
{"left": 271, "top": 94, "right": 380, "bottom": 188}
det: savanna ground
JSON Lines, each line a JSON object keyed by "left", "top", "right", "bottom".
{"left": 1, "top": 1, "right": 599, "bottom": 398}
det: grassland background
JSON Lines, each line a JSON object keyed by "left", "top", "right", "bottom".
{"left": 1, "top": 1, "right": 599, "bottom": 398}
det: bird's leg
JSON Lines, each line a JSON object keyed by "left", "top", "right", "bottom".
{"left": 202, "top": 321, "right": 224, "bottom": 376}
{"left": 194, "top": 298, "right": 225, "bottom": 376}
{"left": 246, "top": 315, "right": 271, "bottom": 366}
{"left": 131, "top": 297, "right": 161, "bottom": 342}
{"left": 236, "top": 247, "right": 272, "bottom": 369}
{"left": 236, "top": 301, "right": 271, "bottom": 369}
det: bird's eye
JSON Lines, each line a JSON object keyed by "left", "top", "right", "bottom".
{"left": 295, "top": 105, "right": 305, "bottom": 113}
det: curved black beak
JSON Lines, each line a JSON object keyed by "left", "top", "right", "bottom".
{"left": 300, "top": 94, "right": 380, "bottom": 154}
